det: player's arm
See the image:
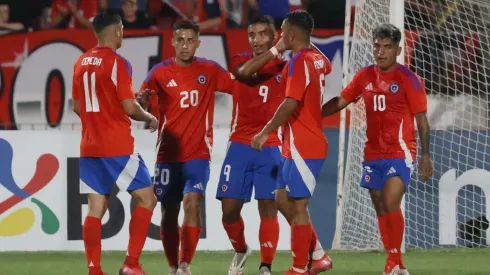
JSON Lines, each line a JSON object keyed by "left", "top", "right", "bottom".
{"left": 137, "top": 66, "right": 160, "bottom": 109}
{"left": 322, "top": 69, "right": 365, "bottom": 117}
{"left": 261, "top": 98, "right": 299, "bottom": 135}
{"left": 116, "top": 58, "right": 157, "bottom": 129}
{"left": 235, "top": 38, "right": 286, "bottom": 79}
{"left": 72, "top": 65, "right": 81, "bottom": 117}
{"left": 406, "top": 75, "right": 433, "bottom": 181}
{"left": 215, "top": 65, "right": 236, "bottom": 94}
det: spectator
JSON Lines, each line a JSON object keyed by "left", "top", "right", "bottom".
{"left": 190, "top": 0, "right": 226, "bottom": 32}
{"left": 49, "top": 0, "right": 98, "bottom": 29}
{"left": 248, "top": 0, "right": 289, "bottom": 29}
{"left": 0, "top": 3, "right": 24, "bottom": 32}
{"left": 120, "top": 0, "right": 157, "bottom": 29}
{"left": 109, "top": 0, "right": 147, "bottom": 11}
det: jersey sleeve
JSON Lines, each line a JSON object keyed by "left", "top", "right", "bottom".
{"left": 340, "top": 68, "right": 366, "bottom": 103}
{"left": 404, "top": 74, "right": 428, "bottom": 115}
{"left": 285, "top": 57, "right": 308, "bottom": 101}
{"left": 230, "top": 54, "right": 247, "bottom": 74}
{"left": 139, "top": 64, "right": 160, "bottom": 95}
{"left": 115, "top": 57, "right": 135, "bottom": 101}
{"left": 214, "top": 63, "right": 235, "bottom": 94}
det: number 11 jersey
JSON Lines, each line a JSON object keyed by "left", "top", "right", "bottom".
{"left": 140, "top": 57, "right": 235, "bottom": 163}
{"left": 72, "top": 46, "right": 136, "bottom": 157}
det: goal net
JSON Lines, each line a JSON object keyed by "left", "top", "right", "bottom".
{"left": 336, "top": 0, "right": 490, "bottom": 250}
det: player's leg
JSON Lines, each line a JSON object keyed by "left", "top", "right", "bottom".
{"left": 216, "top": 142, "right": 254, "bottom": 275}
{"left": 284, "top": 158, "right": 331, "bottom": 274}
{"left": 179, "top": 159, "right": 210, "bottom": 273}
{"left": 254, "top": 145, "right": 283, "bottom": 274}
{"left": 79, "top": 157, "right": 114, "bottom": 275}
{"left": 118, "top": 154, "right": 158, "bottom": 271}
{"left": 275, "top": 157, "right": 328, "bottom": 273}
{"left": 381, "top": 159, "right": 414, "bottom": 275}
{"left": 154, "top": 162, "right": 183, "bottom": 273}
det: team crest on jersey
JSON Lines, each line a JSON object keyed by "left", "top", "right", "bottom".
{"left": 275, "top": 74, "right": 282, "bottom": 83}
{"left": 389, "top": 83, "right": 400, "bottom": 94}
{"left": 197, "top": 74, "right": 207, "bottom": 84}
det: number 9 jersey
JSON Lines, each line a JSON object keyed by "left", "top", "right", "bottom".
{"left": 140, "top": 57, "right": 235, "bottom": 163}
{"left": 340, "top": 64, "right": 428, "bottom": 163}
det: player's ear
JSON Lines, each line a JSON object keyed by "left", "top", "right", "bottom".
{"left": 396, "top": 45, "right": 402, "bottom": 56}
{"left": 197, "top": 39, "right": 201, "bottom": 49}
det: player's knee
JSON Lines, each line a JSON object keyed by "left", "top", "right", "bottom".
{"left": 221, "top": 198, "right": 243, "bottom": 223}
{"left": 258, "top": 199, "right": 278, "bottom": 219}
{"left": 87, "top": 194, "right": 109, "bottom": 218}
{"left": 183, "top": 192, "right": 201, "bottom": 216}
{"left": 161, "top": 202, "right": 180, "bottom": 228}
{"left": 131, "top": 187, "right": 157, "bottom": 210}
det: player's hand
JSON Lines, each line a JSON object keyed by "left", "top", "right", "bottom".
{"left": 274, "top": 37, "right": 286, "bottom": 53}
{"left": 251, "top": 131, "right": 268, "bottom": 151}
{"left": 418, "top": 154, "right": 433, "bottom": 182}
{"left": 146, "top": 113, "right": 158, "bottom": 133}
{"left": 137, "top": 89, "right": 155, "bottom": 105}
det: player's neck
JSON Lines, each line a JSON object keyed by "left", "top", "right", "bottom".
{"left": 174, "top": 57, "right": 194, "bottom": 67}
{"left": 291, "top": 42, "right": 310, "bottom": 55}
{"left": 379, "top": 62, "right": 399, "bottom": 73}
{"left": 96, "top": 42, "right": 117, "bottom": 51}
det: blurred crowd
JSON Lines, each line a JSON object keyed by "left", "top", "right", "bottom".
{"left": 0, "top": 0, "right": 345, "bottom": 33}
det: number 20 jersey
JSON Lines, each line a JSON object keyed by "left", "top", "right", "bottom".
{"left": 140, "top": 57, "right": 235, "bottom": 163}
{"left": 228, "top": 53, "right": 285, "bottom": 146}
{"left": 340, "top": 64, "right": 428, "bottom": 162}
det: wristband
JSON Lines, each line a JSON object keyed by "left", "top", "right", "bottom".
{"left": 269, "top": 46, "right": 279, "bottom": 57}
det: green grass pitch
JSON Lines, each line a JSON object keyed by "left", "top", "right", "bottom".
{"left": 1, "top": 249, "right": 489, "bottom": 274}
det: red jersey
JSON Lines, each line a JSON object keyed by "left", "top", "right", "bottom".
{"left": 282, "top": 48, "right": 331, "bottom": 159}
{"left": 229, "top": 53, "right": 285, "bottom": 146}
{"left": 50, "top": 0, "right": 97, "bottom": 29}
{"left": 72, "top": 47, "right": 135, "bottom": 157}
{"left": 341, "top": 64, "right": 428, "bottom": 162}
{"left": 140, "top": 57, "right": 235, "bottom": 162}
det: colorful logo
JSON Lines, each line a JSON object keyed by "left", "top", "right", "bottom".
{"left": 0, "top": 138, "right": 60, "bottom": 236}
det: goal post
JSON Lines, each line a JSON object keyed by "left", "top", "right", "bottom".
{"left": 335, "top": 0, "right": 490, "bottom": 251}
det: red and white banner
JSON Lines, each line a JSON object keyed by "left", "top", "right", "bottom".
{"left": 0, "top": 29, "right": 345, "bottom": 130}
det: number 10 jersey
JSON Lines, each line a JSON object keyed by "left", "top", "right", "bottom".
{"left": 140, "top": 57, "right": 235, "bottom": 163}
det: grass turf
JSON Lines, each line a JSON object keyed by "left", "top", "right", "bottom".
{"left": 1, "top": 249, "right": 489, "bottom": 275}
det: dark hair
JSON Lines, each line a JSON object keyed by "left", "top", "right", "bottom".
{"left": 285, "top": 10, "right": 314, "bottom": 35}
{"left": 173, "top": 20, "right": 200, "bottom": 35}
{"left": 372, "top": 23, "right": 402, "bottom": 44}
{"left": 92, "top": 12, "right": 122, "bottom": 34}
{"left": 248, "top": 14, "right": 275, "bottom": 27}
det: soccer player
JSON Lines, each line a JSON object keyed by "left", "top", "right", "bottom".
{"left": 321, "top": 23, "right": 434, "bottom": 275}
{"left": 137, "top": 20, "right": 235, "bottom": 275}
{"left": 251, "top": 10, "right": 332, "bottom": 275}
{"left": 72, "top": 12, "right": 158, "bottom": 275}
{"left": 215, "top": 15, "right": 283, "bottom": 275}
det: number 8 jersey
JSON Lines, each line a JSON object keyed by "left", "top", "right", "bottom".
{"left": 140, "top": 57, "right": 234, "bottom": 162}
{"left": 72, "top": 47, "right": 136, "bottom": 157}
{"left": 340, "top": 64, "right": 428, "bottom": 162}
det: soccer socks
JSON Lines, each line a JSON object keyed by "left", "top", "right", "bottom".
{"left": 377, "top": 214, "right": 390, "bottom": 251}
{"left": 223, "top": 217, "right": 248, "bottom": 252}
{"left": 83, "top": 216, "right": 102, "bottom": 272}
{"left": 161, "top": 226, "right": 181, "bottom": 268}
{"left": 180, "top": 225, "right": 201, "bottom": 264}
{"left": 386, "top": 209, "right": 405, "bottom": 260}
{"left": 126, "top": 207, "right": 153, "bottom": 266}
{"left": 259, "top": 217, "right": 279, "bottom": 265}
{"left": 291, "top": 224, "right": 312, "bottom": 271}
{"left": 288, "top": 218, "right": 324, "bottom": 258}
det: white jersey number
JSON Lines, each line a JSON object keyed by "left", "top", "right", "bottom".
{"left": 319, "top": 73, "right": 326, "bottom": 106}
{"left": 180, "top": 90, "right": 199, "bottom": 108}
{"left": 83, "top": 72, "right": 100, "bottom": 112}
{"left": 154, "top": 167, "right": 170, "bottom": 185}
{"left": 373, "top": 94, "right": 386, "bottom": 112}
{"left": 259, "top": 85, "right": 268, "bottom": 103}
